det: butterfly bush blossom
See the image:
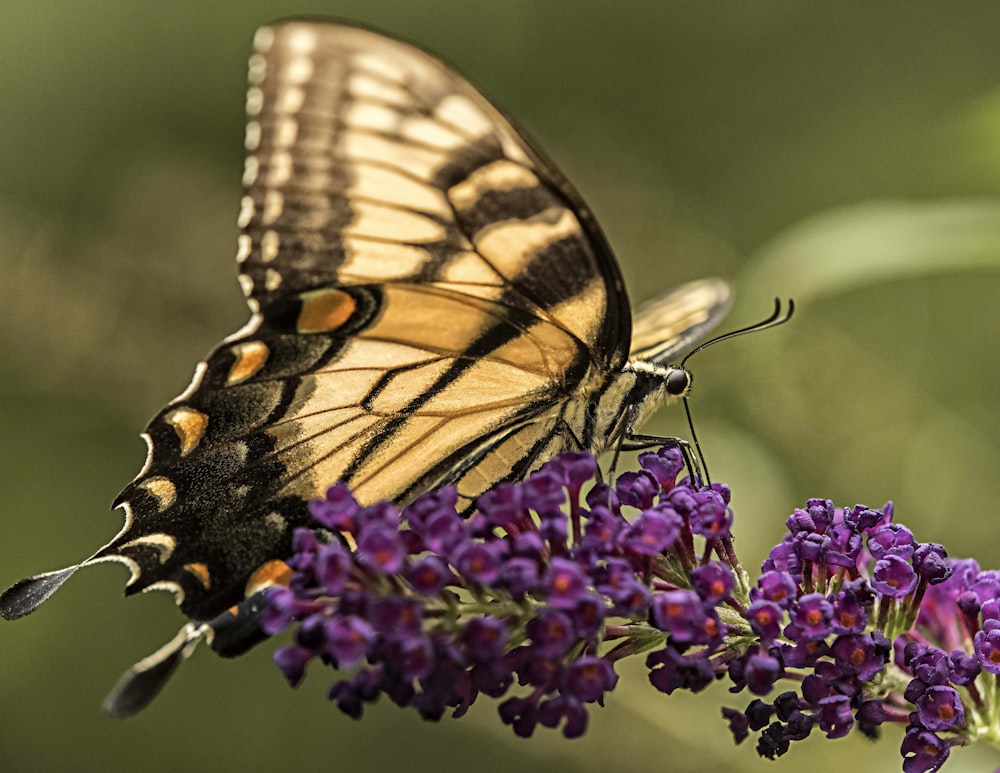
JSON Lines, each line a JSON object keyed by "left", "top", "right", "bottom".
{"left": 264, "top": 447, "right": 1000, "bottom": 771}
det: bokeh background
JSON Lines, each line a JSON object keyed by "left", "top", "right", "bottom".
{"left": 3, "top": 2, "right": 1000, "bottom": 771}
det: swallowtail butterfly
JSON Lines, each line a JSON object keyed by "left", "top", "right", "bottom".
{"left": 1, "top": 20, "right": 737, "bottom": 714}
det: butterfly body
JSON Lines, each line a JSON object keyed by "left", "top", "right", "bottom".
{"left": 1, "top": 20, "right": 732, "bottom": 710}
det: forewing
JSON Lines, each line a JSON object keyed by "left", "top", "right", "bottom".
{"left": 239, "top": 21, "right": 629, "bottom": 362}
{"left": 629, "top": 278, "right": 731, "bottom": 365}
{"left": 93, "top": 20, "right": 629, "bottom": 620}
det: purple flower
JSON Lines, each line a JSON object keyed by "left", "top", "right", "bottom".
{"left": 476, "top": 483, "right": 525, "bottom": 528}
{"left": 518, "top": 652, "right": 563, "bottom": 690}
{"left": 521, "top": 468, "right": 566, "bottom": 514}
{"left": 856, "top": 699, "right": 887, "bottom": 735}
{"left": 745, "top": 600, "right": 784, "bottom": 642}
{"left": 868, "top": 523, "right": 915, "bottom": 560}
{"left": 762, "top": 540, "right": 802, "bottom": 576}
{"left": 900, "top": 725, "right": 951, "bottom": 773}
{"left": 829, "top": 634, "right": 885, "bottom": 681}
{"left": 594, "top": 558, "right": 635, "bottom": 596}
{"left": 783, "top": 710, "right": 816, "bottom": 741}
{"left": 402, "top": 486, "right": 458, "bottom": 528}
{"left": 786, "top": 507, "right": 818, "bottom": 535}
{"left": 419, "top": 508, "right": 466, "bottom": 555}
{"left": 816, "top": 695, "right": 854, "bottom": 739}
{"left": 974, "top": 627, "right": 1000, "bottom": 674}
{"left": 947, "top": 650, "right": 980, "bottom": 685}
{"left": 744, "top": 652, "right": 782, "bottom": 695}
{"left": 915, "top": 686, "right": 965, "bottom": 732}
{"left": 309, "top": 483, "right": 360, "bottom": 530}
{"left": 581, "top": 506, "right": 623, "bottom": 551}
{"left": 570, "top": 595, "right": 605, "bottom": 639}
{"left": 757, "top": 722, "right": 790, "bottom": 759}
{"left": 971, "top": 571, "right": 1000, "bottom": 605}
{"left": 826, "top": 524, "right": 862, "bottom": 568}
{"left": 639, "top": 446, "right": 685, "bottom": 487}
{"left": 463, "top": 616, "right": 509, "bottom": 663}
{"left": 273, "top": 645, "right": 313, "bottom": 687}
{"left": 652, "top": 590, "right": 722, "bottom": 646}
{"left": 317, "top": 541, "right": 353, "bottom": 594}
{"left": 325, "top": 616, "right": 375, "bottom": 668}
{"left": 980, "top": 597, "right": 1000, "bottom": 622}
{"left": 544, "top": 557, "right": 589, "bottom": 609}
{"left": 562, "top": 656, "right": 617, "bottom": 703}
{"left": 359, "top": 500, "right": 400, "bottom": 528}
{"left": 913, "top": 543, "right": 951, "bottom": 583}
{"left": 842, "top": 505, "right": 884, "bottom": 533}
{"left": 337, "top": 669, "right": 382, "bottom": 717}
{"left": 804, "top": 498, "right": 835, "bottom": 530}
{"left": 689, "top": 490, "right": 731, "bottom": 539}
{"left": 263, "top": 586, "right": 299, "bottom": 635}
{"left": 510, "top": 530, "right": 545, "bottom": 561}
{"left": 389, "top": 634, "right": 436, "bottom": 682}
{"left": 616, "top": 470, "right": 661, "bottom": 509}
{"left": 621, "top": 506, "right": 682, "bottom": 556}
{"left": 690, "top": 563, "right": 734, "bottom": 605}
{"left": 499, "top": 695, "right": 539, "bottom": 738}
{"left": 355, "top": 523, "right": 406, "bottom": 574}
{"left": 779, "top": 638, "right": 828, "bottom": 669}
{"left": 497, "top": 557, "right": 540, "bottom": 598}
{"left": 907, "top": 646, "right": 950, "bottom": 686}
{"left": 830, "top": 592, "right": 868, "bottom": 634}
{"left": 872, "top": 554, "right": 918, "bottom": 598}
{"left": 406, "top": 554, "right": 452, "bottom": 595}
{"left": 746, "top": 698, "right": 777, "bottom": 730}
{"left": 453, "top": 541, "right": 503, "bottom": 585}
{"left": 537, "top": 694, "right": 588, "bottom": 739}
{"left": 370, "top": 597, "right": 422, "bottom": 636}
{"left": 786, "top": 593, "right": 833, "bottom": 641}
{"left": 752, "top": 570, "right": 798, "bottom": 608}
{"left": 792, "top": 531, "right": 830, "bottom": 563}
{"left": 607, "top": 579, "right": 652, "bottom": 616}
{"left": 722, "top": 706, "right": 750, "bottom": 743}
{"left": 527, "top": 608, "right": 575, "bottom": 656}
{"left": 263, "top": 444, "right": 990, "bottom": 764}
{"left": 555, "top": 451, "right": 599, "bottom": 491}
{"left": 647, "top": 647, "right": 716, "bottom": 695}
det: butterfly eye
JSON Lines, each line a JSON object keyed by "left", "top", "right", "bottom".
{"left": 665, "top": 369, "right": 691, "bottom": 397}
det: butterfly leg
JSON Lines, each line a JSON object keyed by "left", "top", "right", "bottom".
{"left": 619, "top": 433, "right": 706, "bottom": 487}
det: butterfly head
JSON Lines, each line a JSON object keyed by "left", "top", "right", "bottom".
{"left": 615, "top": 359, "right": 694, "bottom": 435}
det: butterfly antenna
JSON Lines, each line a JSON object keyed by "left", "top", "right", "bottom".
{"left": 680, "top": 298, "right": 795, "bottom": 370}
{"left": 678, "top": 297, "right": 796, "bottom": 487}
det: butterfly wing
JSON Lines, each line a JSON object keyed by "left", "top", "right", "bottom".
{"left": 59, "top": 20, "right": 634, "bottom": 622}
{"left": 629, "top": 278, "right": 731, "bottom": 365}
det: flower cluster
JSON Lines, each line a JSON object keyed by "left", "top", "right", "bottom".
{"left": 720, "top": 498, "right": 1000, "bottom": 772}
{"left": 265, "top": 448, "right": 1000, "bottom": 771}
{"left": 265, "top": 446, "right": 737, "bottom": 738}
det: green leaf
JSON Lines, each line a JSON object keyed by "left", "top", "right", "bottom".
{"left": 742, "top": 199, "right": 1000, "bottom": 303}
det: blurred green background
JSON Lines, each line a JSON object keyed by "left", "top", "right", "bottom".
{"left": 3, "top": 2, "right": 1000, "bottom": 771}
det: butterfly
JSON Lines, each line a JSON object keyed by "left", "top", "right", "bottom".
{"left": 0, "top": 20, "right": 739, "bottom": 714}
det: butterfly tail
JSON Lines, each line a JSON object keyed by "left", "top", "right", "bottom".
{"left": 0, "top": 565, "right": 81, "bottom": 620}
{"left": 103, "top": 622, "right": 207, "bottom": 718}
{"left": 103, "top": 591, "right": 273, "bottom": 718}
